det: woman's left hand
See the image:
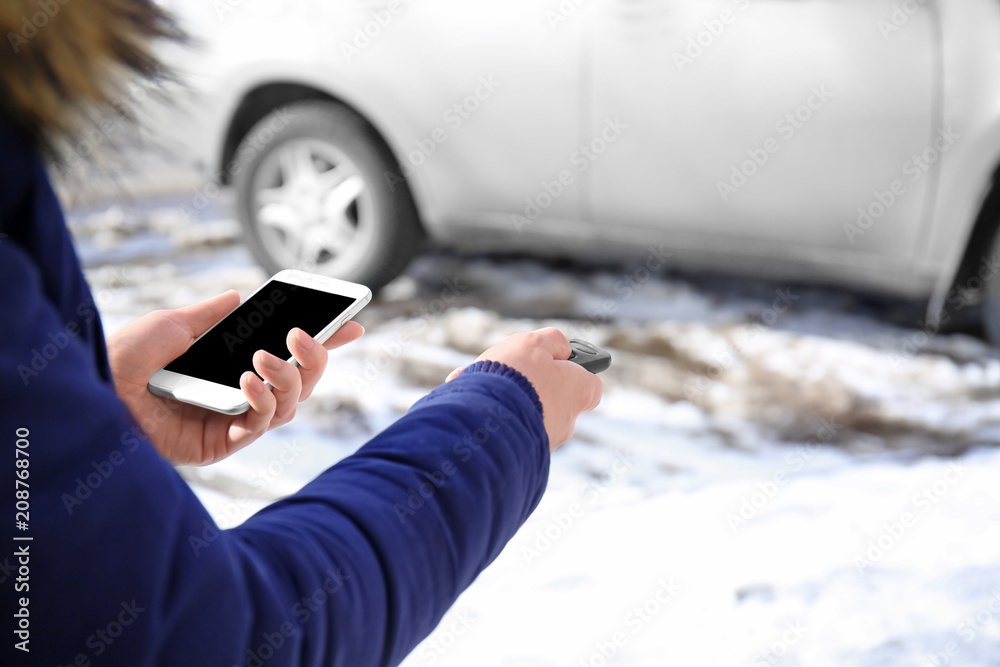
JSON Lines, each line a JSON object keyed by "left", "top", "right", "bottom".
{"left": 107, "top": 290, "right": 364, "bottom": 465}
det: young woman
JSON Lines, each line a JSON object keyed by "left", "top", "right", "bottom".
{"left": 0, "top": 2, "right": 602, "bottom": 664}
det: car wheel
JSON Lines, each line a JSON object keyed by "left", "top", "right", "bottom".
{"left": 984, "top": 230, "right": 1000, "bottom": 346}
{"left": 233, "top": 100, "right": 423, "bottom": 290}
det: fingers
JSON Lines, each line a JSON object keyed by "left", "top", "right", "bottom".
{"left": 288, "top": 328, "right": 329, "bottom": 402}
{"left": 556, "top": 355, "right": 604, "bottom": 412}
{"left": 556, "top": 363, "right": 603, "bottom": 410}
{"left": 116, "top": 290, "right": 241, "bottom": 377}
{"left": 291, "top": 322, "right": 364, "bottom": 400}
{"left": 530, "top": 327, "right": 572, "bottom": 360}
{"left": 229, "top": 322, "right": 363, "bottom": 448}
{"left": 550, "top": 362, "right": 603, "bottom": 449}
{"left": 238, "top": 369, "right": 277, "bottom": 440}
{"left": 173, "top": 290, "right": 241, "bottom": 339}
{"left": 322, "top": 321, "right": 365, "bottom": 351}
{"left": 253, "top": 349, "right": 302, "bottom": 426}
{"left": 577, "top": 367, "right": 604, "bottom": 411}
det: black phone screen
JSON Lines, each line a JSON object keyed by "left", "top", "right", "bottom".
{"left": 165, "top": 280, "right": 356, "bottom": 389}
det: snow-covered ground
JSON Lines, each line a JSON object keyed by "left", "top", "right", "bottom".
{"left": 69, "top": 197, "right": 1000, "bottom": 666}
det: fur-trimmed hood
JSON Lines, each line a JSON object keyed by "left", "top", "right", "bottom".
{"left": 0, "top": 0, "right": 181, "bottom": 151}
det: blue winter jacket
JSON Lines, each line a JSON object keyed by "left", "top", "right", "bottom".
{"left": 0, "top": 120, "right": 550, "bottom": 666}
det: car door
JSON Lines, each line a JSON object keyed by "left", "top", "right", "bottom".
{"left": 587, "top": 0, "right": 938, "bottom": 264}
{"left": 316, "top": 0, "right": 587, "bottom": 231}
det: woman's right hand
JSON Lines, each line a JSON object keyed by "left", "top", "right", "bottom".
{"left": 446, "top": 328, "right": 603, "bottom": 451}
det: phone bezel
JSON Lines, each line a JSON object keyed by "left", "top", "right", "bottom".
{"left": 147, "top": 270, "right": 372, "bottom": 415}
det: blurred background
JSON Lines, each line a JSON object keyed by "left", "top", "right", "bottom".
{"left": 60, "top": 0, "right": 1000, "bottom": 664}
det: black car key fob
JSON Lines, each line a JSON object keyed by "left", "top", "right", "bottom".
{"left": 567, "top": 339, "right": 612, "bottom": 374}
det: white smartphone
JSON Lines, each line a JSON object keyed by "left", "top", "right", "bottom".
{"left": 148, "top": 270, "right": 372, "bottom": 414}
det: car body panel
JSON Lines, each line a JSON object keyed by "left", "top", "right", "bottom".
{"left": 925, "top": 0, "right": 1000, "bottom": 314}
{"left": 164, "top": 0, "right": 585, "bottom": 231}
{"left": 590, "top": 0, "right": 935, "bottom": 259}
{"left": 143, "top": 0, "right": 1000, "bottom": 304}
{"left": 320, "top": 0, "right": 586, "bottom": 227}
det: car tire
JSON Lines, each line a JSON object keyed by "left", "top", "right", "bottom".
{"left": 984, "top": 230, "right": 1000, "bottom": 346}
{"left": 233, "top": 100, "right": 423, "bottom": 291}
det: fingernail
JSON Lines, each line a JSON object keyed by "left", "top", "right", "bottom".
{"left": 259, "top": 351, "right": 283, "bottom": 371}
{"left": 243, "top": 372, "right": 263, "bottom": 392}
{"left": 296, "top": 328, "right": 315, "bottom": 349}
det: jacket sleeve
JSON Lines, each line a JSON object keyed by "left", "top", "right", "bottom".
{"left": 0, "top": 238, "right": 550, "bottom": 667}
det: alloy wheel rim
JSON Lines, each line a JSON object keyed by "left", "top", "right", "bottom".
{"left": 252, "top": 138, "right": 375, "bottom": 275}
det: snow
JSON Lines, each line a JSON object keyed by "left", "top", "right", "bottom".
{"left": 68, "top": 195, "right": 1000, "bottom": 666}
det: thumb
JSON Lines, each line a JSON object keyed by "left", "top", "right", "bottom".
{"left": 171, "top": 290, "right": 241, "bottom": 339}
{"left": 108, "top": 290, "right": 241, "bottom": 383}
